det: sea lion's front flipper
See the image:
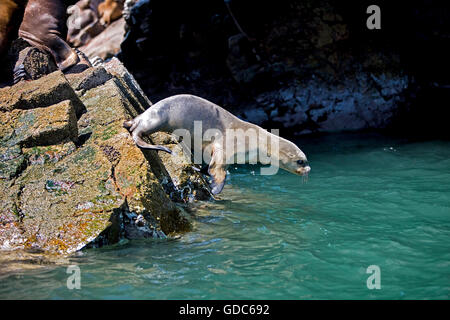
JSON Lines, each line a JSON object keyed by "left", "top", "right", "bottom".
{"left": 134, "top": 136, "right": 173, "bottom": 154}
{"left": 207, "top": 145, "right": 227, "bottom": 195}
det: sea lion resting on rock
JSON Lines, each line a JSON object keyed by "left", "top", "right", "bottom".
{"left": 98, "top": 0, "right": 124, "bottom": 26}
{"left": 124, "top": 94, "right": 311, "bottom": 195}
{"left": 18, "top": 0, "right": 80, "bottom": 71}
{"left": 67, "top": 0, "right": 105, "bottom": 48}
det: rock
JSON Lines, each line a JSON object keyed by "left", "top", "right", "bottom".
{"left": 243, "top": 108, "right": 269, "bottom": 124}
{"left": 8, "top": 38, "right": 58, "bottom": 82}
{"left": 149, "top": 133, "right": 212, "bottom": 202}
{"left": 0, "top": 100, "right": 79, "bottom": 148}
{"left": 226, "top": 34, "right": 264, "bottom": 84}
{"left": 123, "top": 0, "right": 139, "bottom": 22}
{"left": 80, "top": 18, "right": 126, "bottom": 60}
{"left": 0, "top": 145, "right": 26, "bottom": 180}
{"left": 65, "top": 66, "right": 113, "bottom": 95}
{"left": 102, "top": 57, "right": 151, "bottom": 114}
{"left": 117, "top": 0, "right": 416, "bottom": 136}
{"left": 0, "top": 58, "right": 210, "bottom": 256}
{"left": 101, "top": 58, "right": 212, "bottom": 202}
{"left": 0, "top": 71, "right": 85, "bottom": 116}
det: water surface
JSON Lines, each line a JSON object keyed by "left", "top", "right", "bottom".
{"left": 0, "top": 133, "right": 449, "bottom": 299}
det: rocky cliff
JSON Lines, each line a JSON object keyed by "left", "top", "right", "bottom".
{"left": 0, "top": 55, "right": 211, "bottom": 256}
{"left": 119, "top": 0, "right": 449, "bottom": 138}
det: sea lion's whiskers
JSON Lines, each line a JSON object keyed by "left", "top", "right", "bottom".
{"left": 302, "top": 173, "right": 309, "bottom": 184}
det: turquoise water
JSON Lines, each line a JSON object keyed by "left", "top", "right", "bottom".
{"left": 0, "top": 133, "right": 449, "bottom": 299}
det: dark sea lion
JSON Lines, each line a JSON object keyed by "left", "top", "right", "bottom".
{"left": 18, "top": 0, "right": 80, "bottom": 71}
{"left": 124, "top": 94, "right": 311, "bottom": 194}
{"left": 98, "top": 0, "right": 123, "bottom": 26}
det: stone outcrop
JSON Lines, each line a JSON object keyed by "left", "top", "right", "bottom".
{"left": 0, "top": 57, "right": 211, "bottom": 256}
{"left": 119, "top": 0, "right": 449, "bottom": 137}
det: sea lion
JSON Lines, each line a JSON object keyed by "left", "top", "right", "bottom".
{"left": 123, "top": 94, "right": 311, "bottom": 195}
{"left": 18, "top": 0, "right": 80, "bottom": 71}
{"left": 0, "top": 0, "right": 27, "bottom": 57}
{"left": 98, "top": 0, "right": 124, "bottom": 26}
{"left": 67, "top": 0, "right": 105, "bottom": 48}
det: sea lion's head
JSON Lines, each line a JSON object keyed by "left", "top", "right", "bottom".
{"left": 278, "top": 140, "right": 311, "bottom": 176}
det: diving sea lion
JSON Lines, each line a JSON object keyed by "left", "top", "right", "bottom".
{"left": 123, "top": 94, "right": 311, "bottom": 195}
{"left": 98, "top": 0, "right": 124, "bottom": 26}
{"left": 18, "top": 0, "right": 80, "bottom": 71}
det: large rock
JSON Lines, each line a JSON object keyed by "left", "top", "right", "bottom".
{"left": 119, "top": 0, "right": 416, "bottom": 136}
{"left": 0, "top": 70, "right": 85, "bottom": 116}
{"left": 0, "top": 59, "right": 211, "bottom": 256}
{"left": 0, "top": 100, "right": 79, "bottom": 148}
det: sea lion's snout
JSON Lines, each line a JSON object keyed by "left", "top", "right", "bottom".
{"left": 296, "top": 165, "right": 311, "bottom": 175}
{"left": 293, "top": 158, "right": 310, "bottom": 176}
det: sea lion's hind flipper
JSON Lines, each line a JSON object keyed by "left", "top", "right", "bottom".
{"left": 135, "top": 136, "right": 172, "bottom": 154}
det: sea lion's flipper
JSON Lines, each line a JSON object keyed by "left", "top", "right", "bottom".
{"left": 207, "top": 145, "right": 227, "bottom": 195}
{"left": 13, "top": 64, "right": 28, "bottom": 84}
{"left": 208, "top": 171, "right": 226, "bottom": 195}
{"left": 18, "top": 0, "right": 80, "bottom": 71}
{"left": 134, "top": 136, "right": 172, "bottom": 154}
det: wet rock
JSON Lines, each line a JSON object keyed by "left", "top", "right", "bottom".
{"left": 122, "top": 211, "right": 166, "bottom": 240}
{"left": 149, "top": 133, "right": 212, "bottom": 203}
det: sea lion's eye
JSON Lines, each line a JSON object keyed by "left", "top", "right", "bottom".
{"left": 297, "top": 160, "right": 305, "bottom": 166}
